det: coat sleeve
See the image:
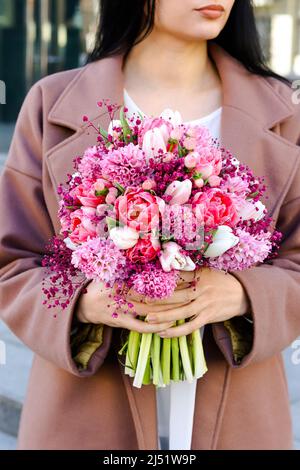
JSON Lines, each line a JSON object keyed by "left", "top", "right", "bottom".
{"left": 212, "top": 155, "right": 300, "bottom": 368}
{"left": 0, "top": 84, "right": 112, "bottom": 377}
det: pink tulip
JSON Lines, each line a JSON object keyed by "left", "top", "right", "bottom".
{"left": 142, "top": 127, "right": 167, "bottom": 161}
{"left": 164, "top": 180, "right": 192, "bottom": 205}
{"left": 159, "top": 242, "right": 196, "bottom": 272}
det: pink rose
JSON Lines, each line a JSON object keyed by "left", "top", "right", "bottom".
{"left": 69, "top": 207, "right": 98, "bottom": 245}
{"left": 193, "top": 189, "right": 238, "bottom": 228}
{"left": 115, "top": 188, "right": 165, "bottom": 233}
{"left": 126, "top": 235, "right": 161, "bottom": 263}
{"left": 70, "top": 178, "right": 111, "bottom": 208}
{"left": 194, "top": 147, "right": 222, "bottom": 180}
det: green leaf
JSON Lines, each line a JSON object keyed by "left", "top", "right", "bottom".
{"left": 95, "top": 188, "right": 109, "bottom": 197}
{"left": 99, "top": 127, "right": 109, "bottom": 140}
{"left": 120, "top": 106, "right": 132, "bottom": 143}
{"left": 114, "top": 182, "right": 125, "bottom": 194}
{"left": 192, "top": 172, "right": 203, "bottom": 180}
{"left": 106, "top": 216, "right": 118, "bottom": 231}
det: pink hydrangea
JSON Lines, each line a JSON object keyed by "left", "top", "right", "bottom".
{"left": 71, "top": 238, "right": 127, "bottom": 286}
{"left": 100, "top": 143, "right": 149, "bottom": 186}
{"left": 208, "top": 228, "right": 272, "bottom": 271}
{"left": 130, "top": 264, "right": 179, "bottom": 299}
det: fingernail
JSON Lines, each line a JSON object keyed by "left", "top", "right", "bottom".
{"left": 146, "top": 315, "right": 156, "bottom": 322}
{"left": 159, "top": 331, "right": 167, "bottom": 337}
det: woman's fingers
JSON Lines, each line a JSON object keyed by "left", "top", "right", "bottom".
{"left": 152, "top": 286, "right": 200, "bottom": 305}
{"left": 158, "top": 317, "right": 201, "bottom": 338}
{"left": 127, "top": 300, "right": 189, "bottom": 316}
{"left": 119, "top": 316, "right": 175, "bottom": 334}
{"left": 146, "top": 301, "right": 198, "bottom": 324}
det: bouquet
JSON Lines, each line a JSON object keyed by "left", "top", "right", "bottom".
{"left": 43, "top": 99, "right": 281, "bottom": 388}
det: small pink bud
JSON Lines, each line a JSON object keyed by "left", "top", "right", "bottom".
{"left": 185, "top": 152, "right": 199, "bottom": 169}
{"left": 142, "top": 179, "right": 156, "bottom": 191}
{"left": 163, "top": 153, "right": 174, "bottom": 163}
{"left": 194, "top": 178, "right": 204, "bottom": 188}
{"left": 208, "top": 175, "right": 221, "bottom": 187}
{"left": 82, "top": 115, "right": 89, "bottom": 122}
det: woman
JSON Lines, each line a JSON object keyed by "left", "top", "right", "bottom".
{"left": 0, "top": 0, "right": 299, "bottom": 450}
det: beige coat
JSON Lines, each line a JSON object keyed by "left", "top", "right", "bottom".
{"left": 1, "top": 44, "right": 300, "bottom": 450}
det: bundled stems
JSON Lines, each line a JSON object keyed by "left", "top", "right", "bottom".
{"left": 133, "top": 333, "right": 153, "bottom": 388}
{"left": 178, "top": 320, "right": 194, "bottom": 382}
{"left": 151, "top": 334, "right": 161, "bottom": 386}
{"left": 171, "top": 336, "right": 180, "bottom": 382}
{"left": 192, "top": 329, "right": 208, "bottom": 379}
{"left": 125, "top": 331, "right": 141, "bottom": 377}
{"left": 161, "top": 338, "right": 171, "bottom": 385}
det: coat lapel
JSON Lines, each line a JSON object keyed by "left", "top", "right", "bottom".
{"left": 44, "top": 43, "right": 300, "bottom": 450}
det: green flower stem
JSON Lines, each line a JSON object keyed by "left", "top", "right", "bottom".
{"left": 133, "top": 333, "right": 153, "bottom": 388}
{"left": 178, "top": 320, "right": 194, "bottom": 382}
{"left": 125, "top": 331, "right": 141, "bottom": 377}
{"left": 192, "top": 329, "right": 208, "bottom": 379}
{"left": 171, "top": 336, "right": 180, "bottom": 382}
{"left": 151, "top": 334, "right": 161, "bottom": 386}
{"left": 161, "top": 338, "right": 171, "bottom": 385}
{"left": 143, "top": 355, "right": 151, "bottom": 385}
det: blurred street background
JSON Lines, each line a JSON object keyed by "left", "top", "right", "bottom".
{"left": 0, "top": 0, "right": 300, "bottom": 450}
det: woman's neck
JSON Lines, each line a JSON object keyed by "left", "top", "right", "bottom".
{"left": 123, "top": 31, "right": 220, "bottom": 94}
{"left": 123, "top": 30, "right": 222, "bottom": 121}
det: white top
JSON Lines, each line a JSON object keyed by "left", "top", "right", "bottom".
{"left": 123, "top": 88, "right": 222, "bottom": 450}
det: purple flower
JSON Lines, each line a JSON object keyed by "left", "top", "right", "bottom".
{"left": 100, "top": 143, "right": 150, "bottom": 187}
{"left": 130, "top": 263, "right": 179, "bottom": 299}
{"left": 71, "top": 238, "right": 128, "bottom": 286}
{"left": 208, "top": 227, "right": 272, "bottom": 271}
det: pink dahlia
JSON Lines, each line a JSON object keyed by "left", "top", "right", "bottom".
{"left": 71, "top": 238, "right": 127, "bottom": 286}
{"left": 100, "top": 143, "right": 149, "bottom": 187}
{"left": 208, "top": 228, "right": 272, "bottom": 271}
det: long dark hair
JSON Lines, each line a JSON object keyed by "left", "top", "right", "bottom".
{"left": 88, "top": 0, "right": 288, "bottom": 83}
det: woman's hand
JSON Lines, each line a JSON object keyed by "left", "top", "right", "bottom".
{"left": 75, "top": 280, "right": 181, "bottom": 334}
{"left": 128, "top": 268, "right": 250, "bottom": 338}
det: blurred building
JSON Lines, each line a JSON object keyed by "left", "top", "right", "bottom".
{"left": 0, "top": 0, "right": 300, "bottom": 125}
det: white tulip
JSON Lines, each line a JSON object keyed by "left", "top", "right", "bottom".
{"left": 160, "top": 109, "right": 183, "bottom": 126}
{"left": 142, "top": 127, "right": 167, "bottom": 161}
{"left": 164, "top": 180, "right": 192, "bottom": 205}
{"left": 204, "top": 226, "right": 239, "bottom": 258}
{"left": 109, "top": 226, "right": 139, "bottom": 249}
{"left": 159, "top": 241, "right": 196, "bottom": 272}
{"left": 64, "top": 237, "right": 78, "bottom": 251}
{"left": 238, "top": 200, "right": 266, "bottom": 222}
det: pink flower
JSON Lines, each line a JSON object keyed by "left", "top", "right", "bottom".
{"left": 115, "top": 188, "right": 165, "bottom": 233}
{"left": 159, "top": 242, "right": 196, "bottom": 272}
{"left": 70, "top": 178, "right": 112, "bottom": 208}
{"left": 126, "top": 235, "right": 161, "bottom": 264}
{"left": 69, "top": 207, "right": 98, "bottom": 245}
{"left": 142, "top": 128, "right": 168, "bottom": 161}
{"left": 100, "top": 143, "right": 148, "bottom": 187}
{"left": 71, "top": 238, "right": 127, "bottom": 285}
{"left": 164, "top": 180, "right": 192, "bottom": 205}
{"left": 138, "top": 117, "right": 172, "bottom": 147}
{"left": 193, "top": 189, "right": 238, "bottom": 228}
{"left": 208, "top": 228, "right": 273, "bottom": 271}
{"left": 130, "top": 264, "right": 179, "bottom": 299}
{"left": 78, "top": 146, "right": 103, "bottom": 180}
{"left": 194, "top": 147, "right": 222, "bottom": 179}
